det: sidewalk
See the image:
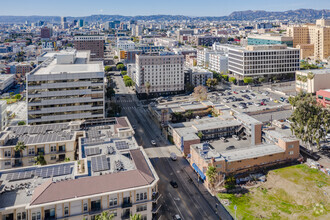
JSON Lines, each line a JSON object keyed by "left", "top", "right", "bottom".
{"left": 179, "top": 159, "right": 233, "bottom": 220}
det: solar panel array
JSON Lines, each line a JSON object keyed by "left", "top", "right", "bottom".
{"left": 5, "top": 164, "right": 72, "bottom": 181}
{"left": 115, "top": 141, "right": 129, "bottom": 150}
{"left": 85, "top": 147, "right": 101, "bottom": 156}
{"left": 9, "top": 124, "right": 68, "bottom": 135}
{"left": 91, "top": 155, "right": 110, "bottom": 172}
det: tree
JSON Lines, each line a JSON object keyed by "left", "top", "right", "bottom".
{"left": 106, "top": 87, "right": 115, "bottom": 98}
{"left": 10, "top": 92, "right": 14, "bottom": 97}
{"left": 222, "top": 75, "right": 228, "bottom": 81}
{"left": 96, "top": 211, "right": 114, "bottom": 220}
{"left": 206, "top": 78, "right": 218, "bottom": 89}
{"left": 145, "top": 81, "right": 151, "bottom": 98}
{"left": 243, "top": 77, "right": 253, "bottom": 84}
{"left": 14, "top": 141, "right": 26, "bottom": 156}
{"left": 18, "top": 121, "right": 26, "bottom": 126}
{"left": 289, "top": 92, "right": 330, "bottom": 150}
{"left": 15, "top": 94, "right": 21, "bottom": 100}
{"left": 192, "top": 86, "right": 207, "bottom": 101}
{"left": 130, "top": 214, "right": 142, "bottom": 220}
{"left": 121, "top": 70, "right": 127, "bottom": 76}
{"left": 197, "top": 131, "right": 203, "bottom": 139}
{"left": 35, "top": 153, "right": 47, "bottom": 165}
{"left": 206, "top": 166, "right": 217, "bottom": 188}
{"left": 116, "top": 63, "right": 125, "bottom": 71}
{"left": 104, "top": 66, "right": 111, "bottom": 72}
{"left": 114, "top": 56, "right": 118, "bottom": 59}
{"left": 307, "top": 71, "right": 315, "bottom": 80}
{"left": 229, "top": 77, "right": 236, "bottom": 84}
{"left": 258, "top": 77, "right": 266, "bottom": 83}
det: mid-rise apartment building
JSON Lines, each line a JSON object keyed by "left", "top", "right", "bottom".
{"left": 129, "top": 53, "right": 184, "bottom": 97}
{"left": 287, "top": 18, "right": 330, "bottom": 59}
{"left": 247, "top": 34, "right": 293, "bottom": 47}
{"left": 228, "top": 45, "right": 300, "bottom": 78}
{"left": 195, "top": 35, "right": 225, "bottom": 46}
{"left": 27, "top": 50, "right": 105, "bottom": 125}
{"left": 74, "top": 35, "right": 105, "bottom": 60}
{"left": 0, "top": 117, "right": 160, "bottom": 220}
{"left": 185, "top": 67, "right": 213, "bottom": 87}
{"left": 209, "top": 53, "right": 228, "bottom": 73}
{"left": 40, "top": 27, "right": 51, "bottom": 40}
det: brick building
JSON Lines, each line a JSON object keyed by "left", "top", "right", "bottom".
{"left": 74, "top": 35, "right": 105, "bottom": 60}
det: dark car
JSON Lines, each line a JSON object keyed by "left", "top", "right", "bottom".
{"left": 170, "top": 180, "right": 178, "bottom": 188}
{"left": 232, "top": 104, "right": 237, "bottom": 108}
{"left": 226, "top": 145, "right": 235, "bottom": 150}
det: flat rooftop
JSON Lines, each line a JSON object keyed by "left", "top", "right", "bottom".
{"left": 297, "top": 68, "right": 330, "bottom": 75}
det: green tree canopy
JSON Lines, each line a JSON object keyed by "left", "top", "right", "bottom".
{"left": 206, "top": 166, "right": 217, "bottom": 187}
{"left": 206, "top": 78, "right": 218, "bottom": 88}
{"left": 229, "top": 77, "right": 236, "bottom": 84}
{"left": 116, "top": 63, "right": 125, "bottom": 71}
{"left": 289, "top": 92, "right": 330, "bottom": 150}
{"left": 104, "top": 66, "right": 112, "bottom": 72}
{"left": 95, "top": 211, "right": 114, "bottom": 220}
{"left": 243, "top": 77, "right": 253, "bottom": 84}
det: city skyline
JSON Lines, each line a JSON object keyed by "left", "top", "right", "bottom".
{"left": 0, "top": 0, "right": 329, "bottom": 17}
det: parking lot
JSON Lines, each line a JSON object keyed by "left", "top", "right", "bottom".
{"left": 209, "top": 89, "right": 291, "bottom": 114}
{"left": 7, "top": 101, "right": 27, "bottom": 126}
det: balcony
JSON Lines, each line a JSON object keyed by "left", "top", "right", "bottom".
{"left": 122, "top": 202, "right": 132, "bottom": 209}
{"left": 152, "top": 192, "right": 161, "bottom": 203}
{"left": 121, "top": 211, "right": 131, "bottom": 220}
{"left": 152, "top": 203, "right": 162, "bottom": 214}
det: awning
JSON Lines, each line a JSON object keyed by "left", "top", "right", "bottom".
{"left": 192, "top": 163, "right": 206, "bottom": 180}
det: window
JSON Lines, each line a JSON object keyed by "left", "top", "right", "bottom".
{"left": 141, "top": 215, "right": 147, "bottom": 220}
{"left": 83, "top": 203, "right": 88, "bottom": 212}
{"left": 50, "top": 146, "right": 56, "bottom": 152}
{"left": 51, "top": 156, "right": 56, "bottom": 160}
{"left": 32, "top": 213, "right": 36, "bottom": 220}
{"left": 289, "top": 151, "right": 294, "bottom": 155}
{"left": 28, "top": 148, "right": 35, "bottom": 155}
{"left": 109, "top": 197, "right": 118, "bottom": 207}
{"left": 4, "top": 150, "right": 11, "bottom": 157}
{"left": 288, "top": 145, "right": 294, "bottom": 149}
{"left": 64, "top": 206, "right": 69, "bottom": 216}
{"left": 136, "top": 192, "right": 147, "bottom": 201}
{"left": 37, "top": 212, "right": 41, "bottom": 220}
{"left": 4, "top": 161, "right": 11, "bottom": 166}
{"left": 136, "top": 204, "right": 147, "bottom": 212}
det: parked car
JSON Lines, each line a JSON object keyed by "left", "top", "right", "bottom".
{"left": 173, "top": 214, "right": 182, "bottom": 220}
{"left": 233, "top": 135, "right": 240, "bottom": 140}
{"left": 151, "top": 140, "right": 157, "bottom": 146}
{"left": 254, "top": 102, "right": 261, "bottom": 107}
{"left": 220, "top": 137, "right": 228, "bottom": 142}
{"left": 280, "top": 97, "right": 285, "bottom": 102}
{"left": 170, "top": 180, "right": 178, "bottom": 188}
{"left": 226, "top": 145, "right": 235, "bottom": 150}
{"left": 274, "top": 100, "right": 279, "bottom": 103}
{"left": 170, "top": 152, "right": 177, "bottom": 161}
{"left": 232, "top": 104, "right": 237, "bottom": 108}
{"left": 262, "top": 91, "right": 269, "bottom": 95}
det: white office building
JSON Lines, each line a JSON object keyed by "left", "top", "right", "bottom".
{"left": 228, "top": 45, "right": 300, "bottom": 78}
{"left": 0, "top": 74, "right": 15, "bottom": 93}
{"left": 27, "top": 49, "right": 105, "bottom": 125}
{"left": 117, "top": 40, "right": 136, "bottom": 51}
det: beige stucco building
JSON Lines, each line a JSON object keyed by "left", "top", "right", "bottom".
{"left": 295, "top": 69, "right": 330, "bottom": 93}
{"left": 287, "top": 18, "right": 330, "bottom": 60}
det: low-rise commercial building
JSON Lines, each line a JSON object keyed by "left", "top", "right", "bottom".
{"left": 295, "top": 69, "right": 330, "bottom": 93}
{"left": 169, "top": 109, "right": 262, "bottom": 155}
{"left": 316, "top": 89, "right": 330, "bottom": 108}
{"left": 190, "top": 129, "right": 300, "bottom": 190}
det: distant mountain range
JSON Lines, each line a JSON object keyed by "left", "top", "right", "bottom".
{"left": 0, "top": 9, "right": 329, "bottom": 23}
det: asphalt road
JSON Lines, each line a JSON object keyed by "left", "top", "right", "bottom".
{"left": 110, "top": 75, "right": 233, "bottom": 220}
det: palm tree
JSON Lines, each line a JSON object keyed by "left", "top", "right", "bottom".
{"left": 145, "top": 81, "right": 150, "bottom": 100}
{"left": 35, "top": 153, "right": 47, "bottom": 165}
{"left": 206, "top": 166, "right": 217, "bottom": 189}
{"left": 14, "top": 141, "right": 26, "bottom": 157}
{"left": 130, "top": 214, "right": 142, "bottom": 220}
{"left": 307, "top": 71, "right": 315, "bottom": 80}
{"left": 96, "top": 211, "right": 114, "bottom": 220}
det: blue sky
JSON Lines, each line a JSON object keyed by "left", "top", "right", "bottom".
{"left": 0, "top": 0, "right": 329, "bottom": 16}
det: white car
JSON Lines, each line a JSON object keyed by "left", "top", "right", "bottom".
{"left": 151, "top": 140, "right": 157, "bottom": 146}
{"left": 170, "top": 152, "right": 177, "bottom": 161}
{"left": 233, "top": 135, "right": 240, "bottom": 140}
